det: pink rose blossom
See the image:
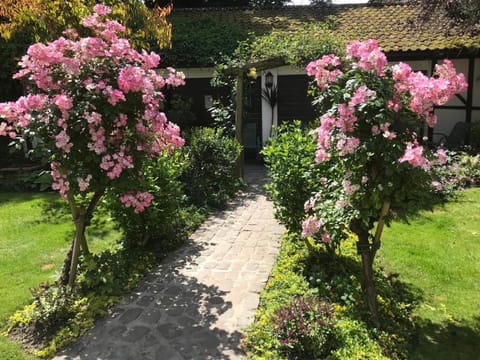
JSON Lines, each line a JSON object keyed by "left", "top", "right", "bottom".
{"left": 343, "top": 180, "right": 360, "bottom": 196}
{"left": 431, "top": 181, "right": 443, "bottom": 191}
{"left": 346, "top": 39, "right": 387, "bottom": 76}
{"left": 337, "top": 136, "right": 360, "bottom": 156}
{"left": 305, "top": 54, "right": 342, "bottom": 90}
{"left": 434, "top": 149, "right": 447, "bottom": 165}
{"left": 93, "top": 4, "right": 112, "bottom": 15}
{"left": 398, "top": 141, "right": 430, "bottom": 170}
{"left": 55, "top": 130, "right": 72, "bottom": 152}
{"left": 77, "top": 175, "right": 92, "bottom": 192}
{"left": 321, "top": 233, "right": 331, "bottom": 244}
{"left": 54, "top": 94, "right": 73, "bottom": 111}
{"left": 119, "top": 191, "right": 154, "bottom": 213}
{"left": 301, "top": 215, "right": 322, "bottom": 238}
{"left": 118, "top": 66, "right": 145, "bottom": 92}
{"left": 349, "top": 85, "right": 376, "bottom": 108}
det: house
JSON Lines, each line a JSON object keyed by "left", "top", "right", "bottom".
{"left": 165, "top": 3, "right": 480, "bottom": 156}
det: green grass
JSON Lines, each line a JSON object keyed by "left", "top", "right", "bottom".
{"left": 381, "top": 187, "right": 480, "bottom": 359}
{"left": 0, "top": 192, "right": 122, "bottom": 359}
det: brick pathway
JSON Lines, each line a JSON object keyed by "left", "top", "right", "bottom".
{"left": 54, "top": 165, "right": 283, "bottom": 360}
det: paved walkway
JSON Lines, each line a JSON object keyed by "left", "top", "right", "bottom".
{"left": 55, "top": 165, "right": 283, "bottom": 360}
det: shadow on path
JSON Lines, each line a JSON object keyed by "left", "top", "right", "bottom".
{"left": 56, "top": 165, "right": 282, "bottom": 360}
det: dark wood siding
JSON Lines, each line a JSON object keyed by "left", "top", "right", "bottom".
{"left": 277, "top": 75, "right": 316, "bottom": 125}
{"left": 170, "top": 78, "right": 228, "bottom": 127}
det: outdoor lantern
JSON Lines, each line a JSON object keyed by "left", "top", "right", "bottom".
{"left": 265, "top": 71, "right": 274, "bottom": 89}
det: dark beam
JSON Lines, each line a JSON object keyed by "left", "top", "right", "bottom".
{"left": 223, "top": 57, "right": 285, "bottom": 76}
{"left": 235, "top": 74, "right": 244, "bottom": 178}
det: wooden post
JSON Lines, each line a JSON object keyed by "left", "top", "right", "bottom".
{"left": 235, "top": 74, "right": 244, "bottom": 178}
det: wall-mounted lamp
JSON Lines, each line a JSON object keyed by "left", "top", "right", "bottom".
{"left": 265, "top": 71, "right": 274, "bottom": 89}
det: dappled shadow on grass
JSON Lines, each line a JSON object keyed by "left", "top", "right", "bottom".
{"left": 410, "top": 316, "right": 480, "bottom": 360}
{"left": 0, "top": 191, "right": 56, "bottom": 205}
{"left": 303, "top": 246, "right": 480, "bottom": 359}
{"left": 36, "top": 196, "right": 70, "bottom": 225}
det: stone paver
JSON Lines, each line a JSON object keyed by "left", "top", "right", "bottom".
{"left": 54, "top": 165, "right": 283, "bottom": 360}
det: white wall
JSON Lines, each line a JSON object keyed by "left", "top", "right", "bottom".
{"left": 180, "top": 58, "right": 480, "bottom": 146}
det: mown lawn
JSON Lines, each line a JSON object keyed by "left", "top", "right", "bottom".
{"left": 0, "top": 192, "right": 122, "bottom": 360}
{"left": 381, "top": 187, "right": 480, "bottom": 359}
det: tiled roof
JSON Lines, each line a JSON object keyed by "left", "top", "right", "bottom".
{"left": 332, "top": 5, "right": 480, "bottom": 54}
{"left": 171, "top": 3, "right": 480, "bottom": 55}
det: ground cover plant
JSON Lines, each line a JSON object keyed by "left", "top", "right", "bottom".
{"left": 244, "top": 233, "right": 416, "bottom": 359}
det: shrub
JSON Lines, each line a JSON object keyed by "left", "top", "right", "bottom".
{"left": 273, "top": 295, "right": 336, "bottom": 359}
{"left": 328, "top": 319, "right": 388, "bottom": 360}
{"left": 262, "top": 120, "right": 325, "bottom": 233}
{"left": 245, "top": 233, "right": 417, "bottom": 359}
{"left": 181, "top": 127, "right": 242, "bottom": 209}
{"left": 108, "top": 150, "right": 201, "bottom": 249}
{"left": 456, "top": 152, "right": 480, "bottom": 186}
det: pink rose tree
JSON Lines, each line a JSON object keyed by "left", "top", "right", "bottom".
{"left": 304, "top": 39, "right": 467, "bottom": 326}
{"left": 0, "top": 4, "right": 185, "bottom": 288}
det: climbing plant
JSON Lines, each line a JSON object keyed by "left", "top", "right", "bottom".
{"left": 210, "top": 23, "right": 344, "bottom": 137}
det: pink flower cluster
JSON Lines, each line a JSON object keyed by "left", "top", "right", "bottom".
{"left": 119, "top": 191, "right": 154, "bottom": 213}
{"left": 349, "top": 85, "right": 376, "bottom": 108}
{"left": 342, "top": 179, "right": 360, "bottom": 196}
{"left": 0, "top": 4, "right": 185, "bottom": 207}
{"left": 398, "top": 140, "right": 430, "bottom": 171}
{"left": 312, "top": 96, "right": 367, "bottom": 162}
{"left": 305, "top": 54, "right": 342, "bottom": 90}
{"left": 301, "top": 215, "right": 322, "bottom": 237}
{"left": 51, "top": 162, "right": 70, "bottom": 198}
{"left": 391, "top": 60, "right": 468, "bottom": 127}
{"left": 77, "top": 175, "right": 93, "bottom": 192}
{"left": 100, "top": 148, "right": 134, "bottom": 180}
{"left": 346, "top": 39, "right": 387, "bottom": 76}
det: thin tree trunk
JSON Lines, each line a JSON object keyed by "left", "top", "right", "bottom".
{"left": 60, "top": 241, "right": 73, "bottom": 286}
{"left": 351, "top": 219, "right": 380, "bottom": 327}
{"left": 68, "top": 209, "right": 86, "bottom": 288}
{"left": 360, "top": 246, "right": 380, "bottom": 327}
{"left": 60, "top": 190, "right": 104, "bottom": 289}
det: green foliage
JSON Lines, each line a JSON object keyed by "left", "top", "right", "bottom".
{"left": 235, "top": 23, "right": 344, "bottom": 68}
{"left": 108, "top": 150, "right": 201, "bottom": 249}
{"left": 181, "top": 127, "right": 243, "bottom": 209}
{"left": 166, "top": 94, "right": 197, "bottom": 129}
{"left": 0, "top": 168, "right": 52, "bottom": 192}
{"left": 273, "top": 296, "right": 336, "bottom": 359}
{"left": 209, "top": 100, "right": 236, "bottom": 137}
{"left": 456, "top": 152, "right": 480, "bottom": 186}
{"left": 262, "top": 120, "right": 326, "bottom": 233}
{"left": 327, "top": 319, "right": 387, "bottom": 360}
{"left": 162, "top": 17, "right": 247, "bottom": 67}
